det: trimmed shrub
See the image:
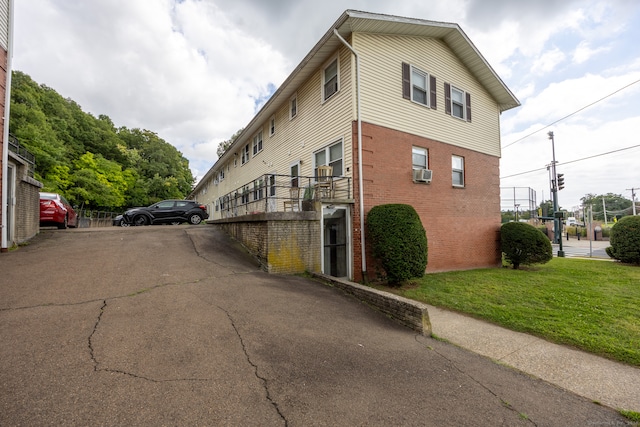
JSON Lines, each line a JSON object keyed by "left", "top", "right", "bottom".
{"left": 606, "top": 216, "right": 640, "bottom": 265}
{"left": 501, "top": 222, "right": 552, "bottom": 269}
{"left": 367, "top": 204, "right": 427, "bottom": 285}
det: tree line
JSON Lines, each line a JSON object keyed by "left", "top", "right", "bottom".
{"left": 502, "top": 193, "right": 635, "bottom": 223}
{"left": 9, "top": 71, "right": 194, "bottom": 210}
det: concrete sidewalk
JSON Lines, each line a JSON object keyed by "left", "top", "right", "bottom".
{"left": 426, "top": 304, "right": 640, "bottom": 413}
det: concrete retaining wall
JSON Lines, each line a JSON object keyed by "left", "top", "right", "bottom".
{"left": 314, "top": 273, "right": 432, "bottom": 336}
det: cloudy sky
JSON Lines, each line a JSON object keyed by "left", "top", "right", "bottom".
{"left": 12, "top": 0, "right": 640, "bottom": 211}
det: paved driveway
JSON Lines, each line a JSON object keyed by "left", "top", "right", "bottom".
{"left": 0, "top": 226, "right": 627, "bottom": 426}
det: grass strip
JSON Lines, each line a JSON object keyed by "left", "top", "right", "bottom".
{"left": 380, "top": 258, "right": 640, "bottom": 366}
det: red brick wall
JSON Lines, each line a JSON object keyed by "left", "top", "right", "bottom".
{"left": 351, "top": 122, "right": 502, "bottom": 282}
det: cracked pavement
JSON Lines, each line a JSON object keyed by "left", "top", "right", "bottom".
{"left": 0, "top": 226, "right": 629, "bottom": 426}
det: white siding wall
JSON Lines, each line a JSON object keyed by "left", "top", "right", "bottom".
{"left": 354, "top": 33, "right": 501, "bottom": 157}
{"left": 197, "top": 47, "right": 355, "bottom": 218}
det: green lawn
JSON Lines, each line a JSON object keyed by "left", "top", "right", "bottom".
{"left": 381, "top": 258, "right": 640, "bottom": 366}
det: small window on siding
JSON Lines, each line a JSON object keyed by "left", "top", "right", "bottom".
{"left": 452, "top": 155, "right": 465, "bottom": 187}
{"left": 323, "top": 58, "right": 339, "bottom": 101}
{"left": 269, "top": 116, "right": 275, "bottom": 136}
{"left": 290, "top": 94, "right": 298, "bottom": 119}
{"left": 241, "top": 143, "right": 250, "bottom": 165}
{"left": 402, "top": 62, "right": 436, "bottom": 109}
{"left": 445, "top": 83, "right": 472, "bottom": 122}
{"left": 252, "top": 131, "right": 263, "bottom": 156}
{"left": 314, "top": 139, "right": 343, "bottom": 178}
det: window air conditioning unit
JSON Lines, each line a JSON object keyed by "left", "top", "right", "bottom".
{"left": 413, "top": 168, "right": 433, "bottom": 183}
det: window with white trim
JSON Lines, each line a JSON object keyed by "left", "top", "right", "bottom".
{"left": 241, "top": 143, "right": 250, "bottom": 165}
{"left": 290, "top": 162, "right": 299, "bottom": 188}
{"left": 252, "top": 131, "right": 263, "bottom": 156}
{"left": 452, "top": 155, "right": 465, "bottom": 187}
{"left": 253, "top": 177, "right": 264, "bottom": 201}
{"left": 451, "top": 87, "right": 465, "bottom": 119}
{"left": 412, "top": 147, "right": 428, "bottom": 170}
{"left": 412, "top": 68, "right": 428, "bottom": 105}
{"left": 290, "top": 94, "right": 298, "bottom": 119}
{"left": 445, "top": 82, "right": 472, "bottom": 122}
{"left": 314, "top": 139, "right": 343, "bottom": 178}
{"left": 322, "top": 57, "right": 339, "bottom": 101}
{"left": 269, "top": 116, "right": 275, "bottom": 136}
{"left": 402, "top": 63, "right": 436, "bottom": 109}
{"left": 241, "top": 185, "right": 250, "bottom": 204}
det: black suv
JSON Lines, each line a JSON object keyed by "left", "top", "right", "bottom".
{"left": 119, "top": 200, "right": 209, "bottom": 226}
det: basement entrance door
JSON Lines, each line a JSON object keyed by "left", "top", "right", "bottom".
{"left": 322, "top": 205, "right": 351, "bottom": 278}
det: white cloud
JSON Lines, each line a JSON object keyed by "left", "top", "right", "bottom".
{"left": 11, "top": 0, "right": 640, "bottom": 204}
{"left": 572, "top": 40, "right": 609, "bottom": 64}
{"left": 531, "top": 47, "right": 566, "bottom": 75}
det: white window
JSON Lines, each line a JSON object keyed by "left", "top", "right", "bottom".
{"left": 323, "top": 57, "right": 339, "bottom": 101}
{"left": 241, "top": 144, "right": 250, "bottom": 165}
{"left": 219, "top": 168, "right": 225, "bottom": 181}
{"left": 290, "top": 162, "right": 300, "bottom": 188}
{"left": 452, "top": 155, "right": 465, "bottom": 187}
{"left": 446, "top": 83, "right": 471, "bottom": 122}
{"left": 252, "top": 131, "right": 263, "bottom": 156}
{"left": 290, "top": 94, "right": 298, "bottom": 119}
{"left": 253, "top": 178, "right": 264, "bottom": 201}
{"left": 314, "top": 140, "right": 343, "bottom": 177}
{"left": 412, "top": 147, "right": 428, "bottom": 170}
{"left": 269, "top": 116, "right": 275, "bottom": 136}
{"left": 411, "top": 67, "right": 429, "bottom": 106}
{"left": 451, "top": 86, "right": 465, "bottom": 119}
{"left": 241, "top": 185, "right": 250, "bottom": 204}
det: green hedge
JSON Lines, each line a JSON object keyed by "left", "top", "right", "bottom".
{"left": 367, "top": 204, "right": 427, "bottom": 285}
{"left": 501, "top": 222, "right": 552, "bottom": 269}
{"left": 606, "top": 216, "right": 640, "bottom": 265}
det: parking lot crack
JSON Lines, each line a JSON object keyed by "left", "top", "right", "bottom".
{"left": 218, "top": 305, "right": 288, "bottom": 426}
{"left": 88, "top": 300, "right": 107, "bottom": 372}
{"left": 88, "top": 298, "right": 212, "bottom": 383}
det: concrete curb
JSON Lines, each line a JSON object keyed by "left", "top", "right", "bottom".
{"left": 313, "top": 273, "right": 431, "bottom": 336}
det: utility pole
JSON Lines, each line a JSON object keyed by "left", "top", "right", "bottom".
{"left": 628, "top": 188, "right": 638, "bottom": 216}
{"left": 548, "top": 131, "right": 564, "bottom": 256}
{"left": 602, "top": 196, "right": 608, "bottom": 225}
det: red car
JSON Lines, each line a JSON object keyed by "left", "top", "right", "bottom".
{"left": 39, "top": 192, "right": 78, "bottom": 229}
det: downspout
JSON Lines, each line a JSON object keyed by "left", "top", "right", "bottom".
{"left": 1, "top": 0, "right": 14, "bottom": 252}
{"left": 333, "top": 29, "right": 367, "bottom": 281}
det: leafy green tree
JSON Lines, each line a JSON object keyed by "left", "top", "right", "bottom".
{"left": 217, "top": 128, "right": 244, "bottom": 158}
{"left": 10, "top": 70, "right": 196, "bottom": 209}
{"left": 581, "top": 193, "right": 633, "bottom": 221}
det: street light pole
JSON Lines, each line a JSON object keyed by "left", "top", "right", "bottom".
{"left": 548, "top": 131, "right": 564, "bottom": 257}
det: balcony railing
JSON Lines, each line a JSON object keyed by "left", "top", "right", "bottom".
{"left": 214, "top": 173, "right": 351, "bottom": 218}
{"left": 8, "top": 134, "right": 36, "bottom": 177}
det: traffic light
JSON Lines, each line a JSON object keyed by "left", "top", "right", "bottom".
{"left": 557, "top": 173, "right": 565, "bottom": 191}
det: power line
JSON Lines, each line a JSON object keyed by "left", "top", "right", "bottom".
{"left": 500, "top": 143, "right": 640, "bottom": 179}
{"left": 502, "top": 78, "right": 640, "bottom": 149}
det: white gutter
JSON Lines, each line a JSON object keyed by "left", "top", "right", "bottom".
{"left": 333, "top": 29, "right": 367, "bottom": 280}
{"left": 1, "top": 0, "right": 14, "bottom": 252}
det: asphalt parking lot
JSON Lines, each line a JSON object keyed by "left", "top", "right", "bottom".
{"left": 0, "top": 225, "right": 629, "bottom": 426}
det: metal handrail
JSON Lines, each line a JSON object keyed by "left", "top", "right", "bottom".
{"left": 214, "top": 173, "right": 351, "bottom": 218}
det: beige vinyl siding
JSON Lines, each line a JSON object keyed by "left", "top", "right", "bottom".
{"left": 198, "top": 46, "right": 355, "bottom": 218}
{"left": 353, "top": 32, "right": 501, "bottom": 157}
{"left": 0, "top": 0, "right": 9, "bottom": 49}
